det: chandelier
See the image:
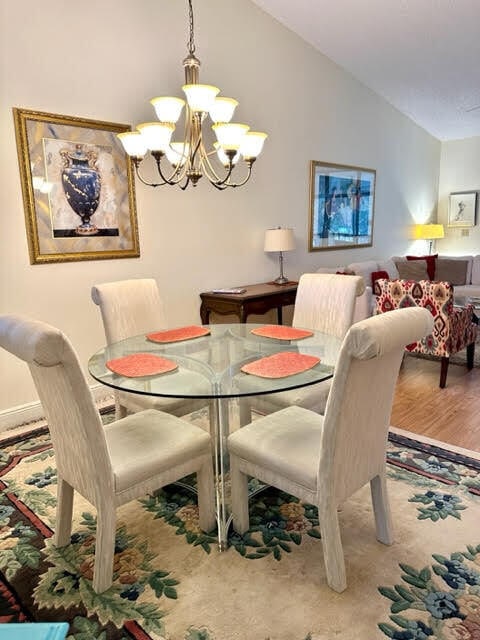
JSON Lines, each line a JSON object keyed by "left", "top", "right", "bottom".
{"left": 118, "top": 0, "right": 267, "bottom": 190}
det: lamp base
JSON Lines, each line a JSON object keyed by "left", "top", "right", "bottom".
{"left": 273, "top": 275, "right": 290, "bottom": 285}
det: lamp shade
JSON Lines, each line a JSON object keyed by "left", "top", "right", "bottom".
{"left": 264, "top": 228, "right": 295, "bottom": 252}
{"left": 413, "top": 223, "right": 445, "bottom": 240}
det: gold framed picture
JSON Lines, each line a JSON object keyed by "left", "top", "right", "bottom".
{"left": 13, "top": 107, "right": 140, "bottom": 264}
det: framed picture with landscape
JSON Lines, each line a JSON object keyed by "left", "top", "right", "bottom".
{"left": 13, "top": 107, "right": 140, "bottom": 264}
{"left": 308, "top": 160, "right": 376, "bottom": 252}
{"left": 448, "top": 191, "right": 477, "bottom": 228}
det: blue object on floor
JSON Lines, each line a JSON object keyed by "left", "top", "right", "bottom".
{"left": 0, "top": 623, "right": 69, "bottom": 639}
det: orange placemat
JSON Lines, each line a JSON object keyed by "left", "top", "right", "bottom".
{"left": 241, "top": 351, "right": 320, "bottom": 379}
{"left": 106, "top": 353, "right": 178, "bottom": 377}
{"left": 147, "top": 325, "right": 210, "bottom": 343}
{"left": 251, "top": 325, "right": 313, "bottom": 340}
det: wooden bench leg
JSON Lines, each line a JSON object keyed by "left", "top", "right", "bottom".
{"left": 440, "top": 356, "right": 449, "bottom": 388}
{"left": 467, "top": 342, "right": 475, "bottom": 370}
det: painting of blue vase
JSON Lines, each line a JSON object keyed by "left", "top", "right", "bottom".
{"left": 60, "top": 144, "right": 101, "bottom": 235}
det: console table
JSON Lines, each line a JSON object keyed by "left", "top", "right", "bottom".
{"left": 199, "top": 282, "right": 298, "bottom": 324}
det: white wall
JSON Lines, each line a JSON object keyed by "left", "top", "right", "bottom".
{"left": 0, "top": 0, "right": 440, "bottom": 412}
{"left": 437, "top": 136, "right": 480, "bottom": 254}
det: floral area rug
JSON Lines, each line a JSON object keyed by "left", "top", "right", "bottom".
{"left": 0, "top": 408, "right": 480, "bottom": 639}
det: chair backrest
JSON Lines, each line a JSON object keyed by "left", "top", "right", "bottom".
{"left": 91, "top": 278, "right": 167, "bottom": 344}
{"left": 0, "top": 314, "right": 113, "bottom": 505}
{"left": 293, "top": 273, "right": 365, "bottom": 339}
{"left": 318, "top": 307, "right": 433, "bottom": 503}
{"left": 374, "top": 279, "right": 462, "bottom": 356}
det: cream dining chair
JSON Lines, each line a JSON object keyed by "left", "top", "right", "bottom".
{"left": 228, "top": 307, "right": 433, "bottom": 592}
{"left": 239, "top": 272, "right": 365, "bottom": 425}
{"left": 0, "top": 314, "right": 216, "bottom": 594}
{"left": 91, "top": 278, "right": 212, "bottom": 424}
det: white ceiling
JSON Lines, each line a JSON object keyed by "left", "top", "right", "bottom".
{"left": 251, "top": 0, "right": 480, "bottom": 141}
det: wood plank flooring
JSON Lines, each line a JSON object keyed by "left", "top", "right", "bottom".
{"left": 391, "top": 353, "right": 480, "bottom": 452}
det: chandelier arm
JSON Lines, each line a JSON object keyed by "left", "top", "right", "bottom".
{"left": 217, "top": 160, "right": 255, "bottom": 188}
{"left": 152, "top": 152, "right": 188, "bottom": 186}
{"left": 198, "top": 140, "right": 227, "bottom": 183}
{"left": 133, "top": 159, "right": 169, "bottom": 188}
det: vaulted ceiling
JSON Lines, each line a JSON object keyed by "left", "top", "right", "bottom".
{"left": 251, "top": 0, "right": 480, "bottom": 141}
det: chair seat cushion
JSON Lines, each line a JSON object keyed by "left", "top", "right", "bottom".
{"left": 244, "top": 379, "right": 331, "bottom": 416}
{"left": 228, "top": 406, "right": 323, "bottom": 490}
{"left": 105, "top": 409, "right": 211, "bottom": 492}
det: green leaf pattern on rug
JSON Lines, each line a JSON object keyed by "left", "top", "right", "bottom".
{"left": 378, "top": 544, "right": 480, "bottom": 639}
{"left": 33, "top": 516, "right": 175, "bottom": 634}
{"left": 66, "top": 615, "right": 129, "bottom": 640}
{"left": 141, "top": 485, "right": 217, "bottom": 553}
{"left": 409, "top": 490, "right": 466, "bottom": 521}
{"left": 229, "top": 491, "right": 320, "bottom": 560}
{"left": 0, "top": 499, "right": 42, "bottom": 580}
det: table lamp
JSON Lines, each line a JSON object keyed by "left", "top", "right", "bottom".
{"left": 413, "top": 223, "right": 445, "bottom": 254}
{"left": 264, "top": 227, "right": 295, "bottom": 284}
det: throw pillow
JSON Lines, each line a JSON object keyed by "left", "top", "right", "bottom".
{"left": 435, "top": 259, "right": 469, "bottom": 285}
{"left": 371, "top": 270, "right": 389, "bottom": 288}
{"left": 406, "top": 254, "right": 438, "bottom": 280}
{"left": 378, "top": 259, "right": 400, "bottom": 279}
{"left": 396, "top": 261, "right": 429, "bottom": 281}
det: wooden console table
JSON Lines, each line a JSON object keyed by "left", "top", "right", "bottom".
{"left": 199, "top": 282, "right": 298, "bottom": 324}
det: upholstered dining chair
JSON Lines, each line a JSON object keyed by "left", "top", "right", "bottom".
{"left": 91, "top": 278, "right": 212, "bottom": 424}
{"left": 228, "top": 307, "right": 433, "bottom": 592}
{"left": 0, "top": 314, "right": 216, "bottom": 594}
{"left": 239, "top": 273, "right": 365, "bottom": 425}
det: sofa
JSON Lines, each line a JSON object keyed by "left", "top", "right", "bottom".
{"left": 317, "top": 254, "right": 480, "bottom": 320}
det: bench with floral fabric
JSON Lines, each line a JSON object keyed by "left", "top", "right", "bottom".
{"left": 374, "top": 278, "right": 477, "bottom": 388}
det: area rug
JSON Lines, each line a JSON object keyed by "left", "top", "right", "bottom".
{"left": 0, "top": 409, "right": 480, "bottom": 640}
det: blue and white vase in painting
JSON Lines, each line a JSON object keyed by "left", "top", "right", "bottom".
{"left": 60, "top": 144, "right": 101, "bottom": 235}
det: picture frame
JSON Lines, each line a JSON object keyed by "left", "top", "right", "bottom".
{"left": 13, "top": 107, "right": 140, "bottom": 264}
{"left": 448, "top": 191, "right": 477, "bottom": 228}
{"left": 308, "top": 160, "right": 376, "bottom": 252}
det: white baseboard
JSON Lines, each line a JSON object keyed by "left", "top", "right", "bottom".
{"left": 0, "top": 384, "right": 115, "bottom": 432}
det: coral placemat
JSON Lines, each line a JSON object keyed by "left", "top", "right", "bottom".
{"left": 106, "top": 353, "right": 178, "bottom": 377}
{"left": 250, "top": 325, "right": 313, "bottom": 340}
{"left": 241, "top": 352, "right": 320, "bottom": 379}
{"left": 147, "top": 325, "right": 210, "bottom": 343}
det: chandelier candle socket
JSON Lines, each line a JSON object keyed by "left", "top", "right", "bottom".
{"left": 117, "top": 0, "right": 267, "bottom": 190}
{"left": 264, "top": 227, "right": 296, "bottom": 285}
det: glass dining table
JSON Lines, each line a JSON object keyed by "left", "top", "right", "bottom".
{"left": 88, "top": 323, "right": 341, "bottom": 550}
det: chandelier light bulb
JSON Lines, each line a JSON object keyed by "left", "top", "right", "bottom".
{"left": 213, "top": 123, "right": 250, "bottom": 150}
{"left": 137, "top": 122, "right": 175, "bottom": 151}
{"left": 150, "top": 96, "right": 185, "bottom": 123}
{"left": 117, "top": 132, "right": 148, "bottom": 158}
{"left": 182, "top": 84, "right": 219, "bottom": 112}
{"left": 209, "top": 97, "right": 238, "bottom": 123}
{"left": 239, "top": 131, "right": 268, "bottom": 159}
{"left": 214, "top": 142, "right": 240, "bottom": 166}
{"left": 166, "top": 142, "right": 190, "bottom": 167}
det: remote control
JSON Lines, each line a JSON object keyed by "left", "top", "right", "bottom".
{"left": 212, "top": 288, "right": 246, "bottom": 294}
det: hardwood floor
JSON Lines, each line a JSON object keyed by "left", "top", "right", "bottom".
{"left": 391, "top": 353, "right": 480, "bottom": 453}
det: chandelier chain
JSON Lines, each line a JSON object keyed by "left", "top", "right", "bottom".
{"left": 187, "top": 0, "right": 196, "bottom": 55}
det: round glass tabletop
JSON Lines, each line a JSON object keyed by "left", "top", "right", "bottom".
{"left": 88, "top": 323, "right": 340, "bottom": 399}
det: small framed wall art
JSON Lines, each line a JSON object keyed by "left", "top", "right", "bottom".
{"left": 13, "top": 107, "right": 140, "bottom": 264}
{"left": 447, "top": 191, "right": 477, "bottom": 228}
{"left": 308, "top": 160, "right": 376, "bottom": 251}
